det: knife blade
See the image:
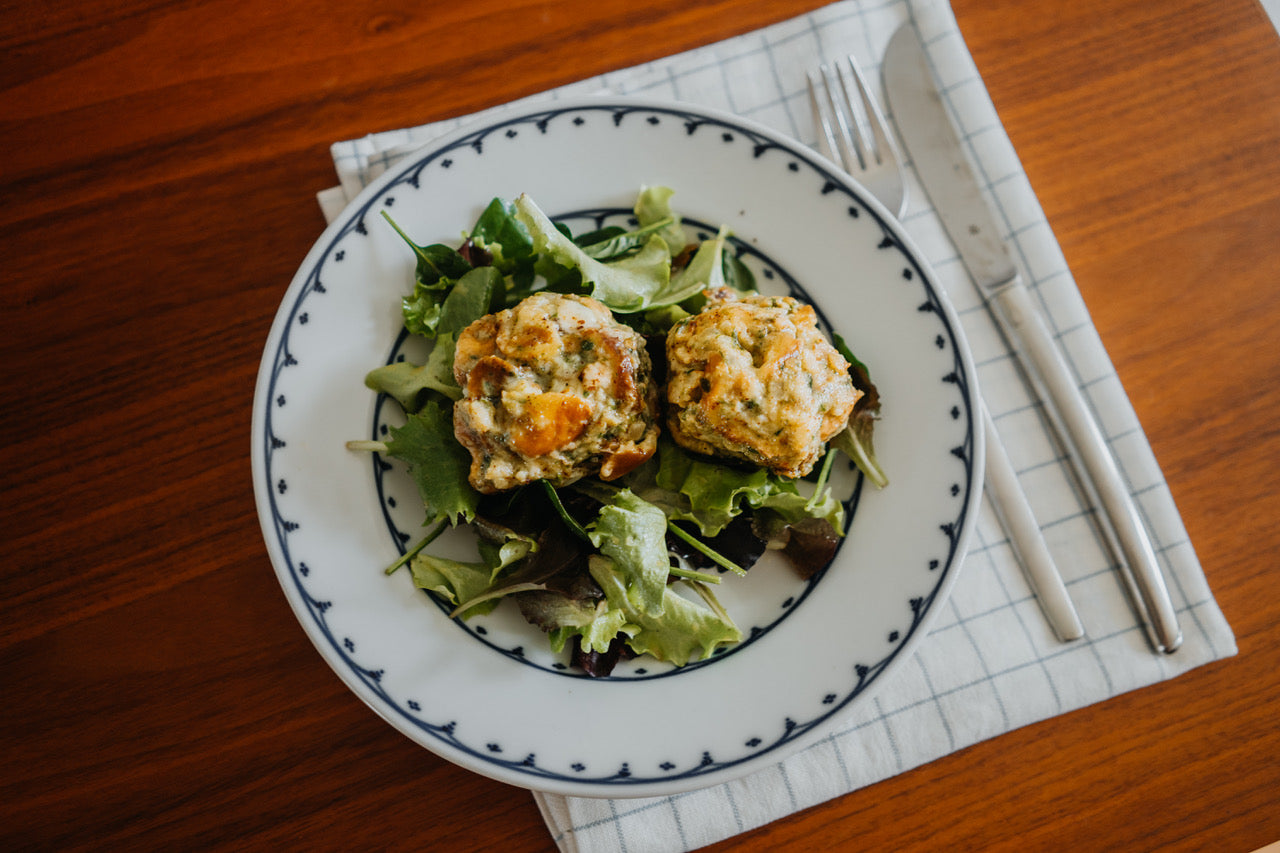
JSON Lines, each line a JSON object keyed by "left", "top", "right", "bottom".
{"left": 883, "top": 23, "right": 1182, "bottom": 653}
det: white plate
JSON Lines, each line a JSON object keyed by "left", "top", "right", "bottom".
{"left": 251, "top": 97, "right": 984, "bottom": 798}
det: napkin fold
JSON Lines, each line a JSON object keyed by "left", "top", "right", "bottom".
{"left": 319, "top": 1, "right": 1236, "bottom": 850}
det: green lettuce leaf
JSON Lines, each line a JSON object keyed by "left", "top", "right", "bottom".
{"left": 650, "top": 439, "right": 844, "bottom": 536}
{"left": 589, "top": 556, "right": 740, "bottom": 666}
{"left": 409, "top": 522, "right": 536, "bottom": 618}
{"left": 586, "top": 489, "right": 671, "bottom": 618}
{"left": 668, "top": 224, "right": 728, "bottom": 297}
{"left": 409, "top": 555, "right": 501, "bottom": 617}
{"left": 514, "top": 194, "right": 674, "bottom": 313}
{"left": 542, "top": 599, "right": 635, "bottom": 654}
{"left": 632, "top": 185, "right": 688, "bottom": 255}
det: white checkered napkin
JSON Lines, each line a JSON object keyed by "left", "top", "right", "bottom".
{"left": 319, "top": 1, "right": 1236, "bottom": 850}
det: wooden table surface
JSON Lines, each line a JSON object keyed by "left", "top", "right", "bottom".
{"left": 4, "top": 0, "right": 1279, "bottom": 849}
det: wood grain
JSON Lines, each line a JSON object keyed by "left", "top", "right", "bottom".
{"left": 3, "top": 0, "right": 1279, "bottom": 850}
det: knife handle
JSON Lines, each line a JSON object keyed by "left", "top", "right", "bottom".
{"left": 990, "top": 279, "right": 1183, "bottom": 653}
{"left": 982, "top": 404, "right": 1084, "bottom": 641}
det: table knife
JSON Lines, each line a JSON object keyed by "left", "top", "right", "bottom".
{"left": 883, "top": 23, "right": 1182, "bottom": 653}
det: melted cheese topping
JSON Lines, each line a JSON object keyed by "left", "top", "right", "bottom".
{"left": 665, "top": 288, "right": 860, "bottom": 478}
{"left": 453, "top": 292, "right": 659, "bottom": 493}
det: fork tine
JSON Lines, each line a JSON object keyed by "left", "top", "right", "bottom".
{"left": 815, "top": 63, "right": 867, "bottom": 173}
{"left": 803, "top": 63, "right": 865, "bottom": 174}
{"left": 842, "top": 53, "right": 897, "bottom": 171}
{"left": 806, "top": 69, "right": 847, "bottom": 169}
{"left": 834, "top": 58, "right": 876, "bottom": 168}
{"left": 808, "top": 51, "right": 908, "bottom": 217}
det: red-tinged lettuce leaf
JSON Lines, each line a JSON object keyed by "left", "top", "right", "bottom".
{"left": 570, "top": 634, "right": 635, "bottom": 677}
{"left": 752, "top": 513, "right": 841, "bottom": 580}
{"left": 666, "top": 511, "right": 767, "bottom": 573}
{"left": 384, "top": 401, "right": 480, "bottom": 526}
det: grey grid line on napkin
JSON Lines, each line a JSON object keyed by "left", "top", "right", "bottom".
{"left": 317, "top": 1, "right": 1236, "bottom": 850}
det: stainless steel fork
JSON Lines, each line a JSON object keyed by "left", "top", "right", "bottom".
{"left": 807, "top": 54, "right": 908, "bottom": 217}
{"left": 808, "top": 51, "right": 1085, "bottom": 642}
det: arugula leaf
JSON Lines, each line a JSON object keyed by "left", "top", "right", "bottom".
{"left": 438, "top": 266, "right": 503, "bottom": 336}
{"left": 468, "top": 198, "right": 536, "bottom": 290}
{"left": 364, "top": 341, "right": 460, "bottom": 410}
{"left": 383, "top": 401, "right": 481, "bottom": 525}
{"left": 382, "top": 212, "right": 475, "bottom": 337}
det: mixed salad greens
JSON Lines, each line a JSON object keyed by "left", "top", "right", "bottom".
{"left": 347, "top": 187, "right": 885, "bottom": 676}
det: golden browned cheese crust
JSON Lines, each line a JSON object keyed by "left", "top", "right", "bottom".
{"left": 452, "top": 292, "right": 660, "bottom": 493}
{"left": 665, "top": 287, "right": 860, "bottom": 478}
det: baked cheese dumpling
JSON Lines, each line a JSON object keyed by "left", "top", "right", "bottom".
{"left": 665, "top": 287, "right": 860, "bottom": 479}
{"left": 453, "top": 292, "right": 660, "bottom": 494}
